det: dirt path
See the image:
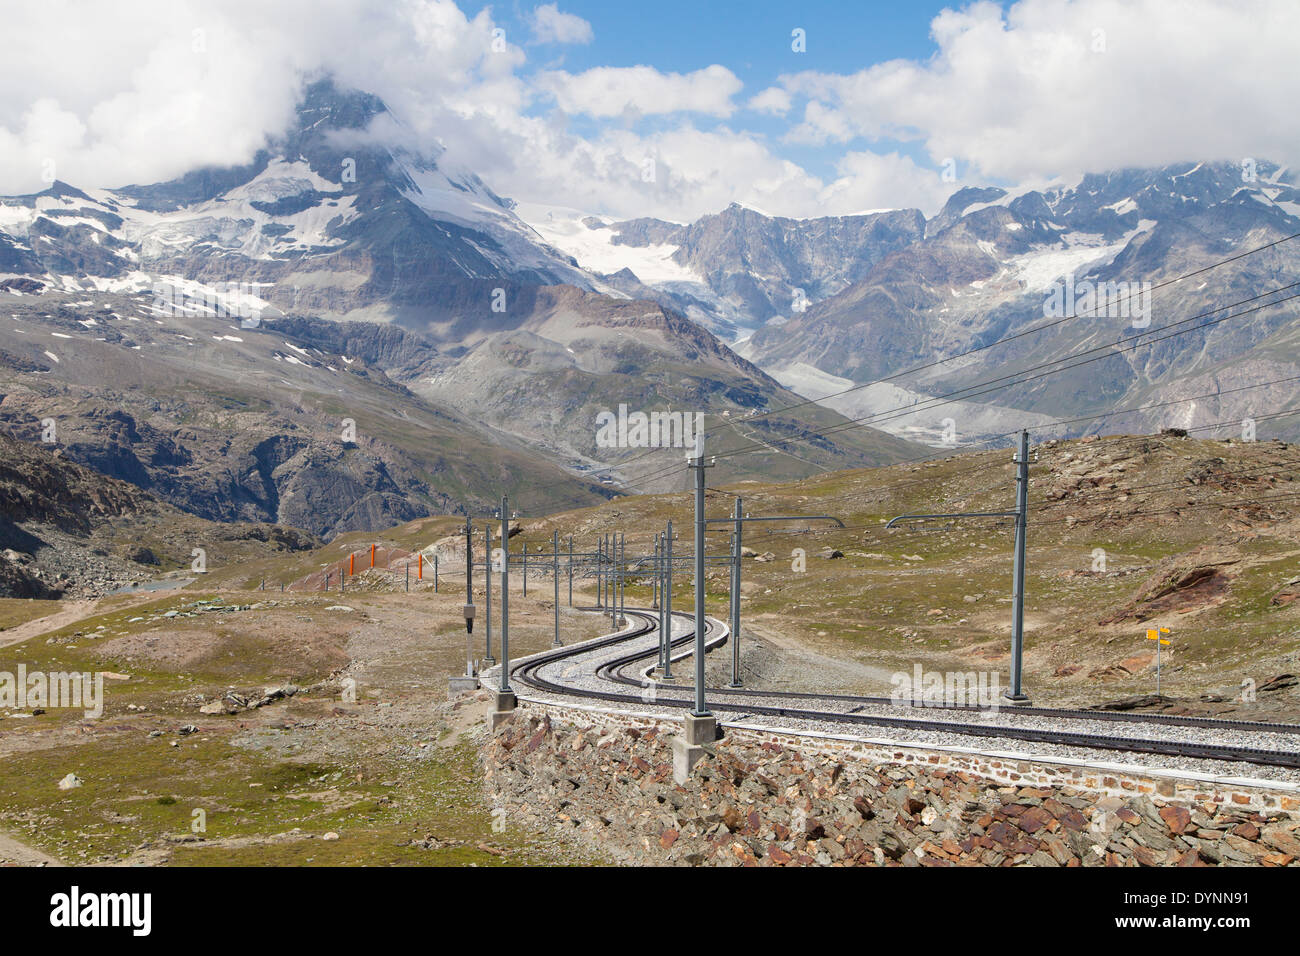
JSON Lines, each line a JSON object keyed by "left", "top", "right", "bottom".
{"left": 0, "top": 589, "right": 185, "bottom": 651}
{"left": 0, "top": 830, "right": 62, "bottom": 866}
{"left": 0, "top": 599, "right": 99, "bottom": 650}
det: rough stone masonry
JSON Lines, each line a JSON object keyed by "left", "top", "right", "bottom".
{"left": 481, "top": 705, "right": 1300, "bottom": 866}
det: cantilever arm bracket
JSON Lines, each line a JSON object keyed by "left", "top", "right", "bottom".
{"left": 703, "top": 514, "right": 845, "bottom": 527}
{"left": 885, "top": 509, "right": 1017, "bottom": 529}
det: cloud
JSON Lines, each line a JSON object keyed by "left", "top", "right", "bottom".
{"left": 747, "top": 87, "right": 792, "bottom": 116}
{"left": 819, "top": 151, "right": 953, "bottom": 215}
{"left": 773, "top": 0, "right": 1300, "bottom": 182}
{"left": 466, "top": 117, "right": 949, "bottom": 222}
{"left": 1, "top": 0, "right": 1292, "bottom": 229}
{"left": 537, "top": 65, "right": 743, "bottom": 118}
{"left": 786, "top": 100, "right": 855, "bottom": 145}
{"left": 529, "top": 3, "right": 593, "bottom": 45}
{"left": 0, "top": 0, "right": 522, "bottom": 194}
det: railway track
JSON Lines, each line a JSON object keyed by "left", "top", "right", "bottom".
{"left": 507, "top": 607, "right": 1300, "bottom": 771}
{"left": 604, "top": 616, "right": 1300, "bottom": 735}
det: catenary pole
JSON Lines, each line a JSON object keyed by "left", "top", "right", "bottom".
{"left": 499, "top": 496, "right": 511, "bottom": 694}
{"left": 483, "top": 526, "right": 494, "bottom": 665}
{"left": 662, "top": 519, "right": 674, "bottom": 680}
{"left": 1007, "top": 429, "right": 1031, "bottom": 702}
{"left": 552, "top": 529, "right": 562, "bottom": 646}
{"left": 729, "top": 496, "right": 743, "bottom": 688}
{"left": 688, "top": 438, "right": 712, "bottom": 717}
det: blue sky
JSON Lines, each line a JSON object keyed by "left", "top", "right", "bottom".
{"left": 485, "top": 1, "right": 953, "bottom": 72}
{"left": 468, "top": 0, "right": 959, "bottom": 182}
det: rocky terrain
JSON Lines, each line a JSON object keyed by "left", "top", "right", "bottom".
{"left": 0, "top": 431, "right": 316, "bottom": 598}
{"left": 0, "top": 289, "right": 617, "bottom": 536}
{"left": 485, "top": 709, "right": 1300, "bottom": 867}
{"left": 550, "top": 203, "right": 928, "bottom": 337}
{"left": 743, "top": 165, "right": 1300, "bottom": 444}
{"left": 409, "top": 282, "right": 920, "bottom": 493}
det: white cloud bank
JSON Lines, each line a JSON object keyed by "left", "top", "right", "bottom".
{"left": 538, "top": 65, "right": 743, "bottom": 118}
{"left": 0, "top": 0, "right": 1294, "bottom": 222}
{"left": 778, "top": 0, "right": 1300, "bottom": 183}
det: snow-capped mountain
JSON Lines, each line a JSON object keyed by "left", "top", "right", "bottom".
{"left": 0, "top": 80, "right": 597, "bottom": 330}
{"left": 4, "top": 73, "right": 1298, "bottom": 524}
{"left": 517, "top": 201, "right": 927, "bottom": 340}
{"left": 0, "top": 80, "right": 921, "bottom": 529}
{"left": 519, "top": 162, "right": 1300, "bottom": 446}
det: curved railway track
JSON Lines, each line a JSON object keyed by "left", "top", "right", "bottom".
{"left": 604, "top": 616, "right": 1300, "bottom": 735}
{"left": 506, "top": 607, "right": 1300, "bottom": 771}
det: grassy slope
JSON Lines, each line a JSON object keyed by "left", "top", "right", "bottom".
{"left": 0, "top": 587, "right": 609, "bottom": 866}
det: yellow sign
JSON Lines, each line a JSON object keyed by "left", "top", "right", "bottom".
{"left": 1146, "top": 627, "right": 1170, "bottom": 646}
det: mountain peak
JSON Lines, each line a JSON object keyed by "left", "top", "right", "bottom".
{"left": 294, "top": 76, "right": 390, "bottom": 134}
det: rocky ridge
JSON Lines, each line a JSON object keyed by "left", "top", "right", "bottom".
{"left": 0, "top": 431, "right": 318, "bottom": 598}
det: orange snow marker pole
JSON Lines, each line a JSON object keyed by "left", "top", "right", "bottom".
{"left": 349, "top": 553, "right": 354, "bottom": 576}
{"left": 418, "top": 553, "right": 423, "bottom": 580}
{"left": 370, "top": 544, "right": 376, "bottom": 568}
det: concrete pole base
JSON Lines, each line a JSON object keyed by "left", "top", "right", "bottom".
{"left": 447, "top": 675, "right": 480, "bottom": 697}
{"left": 670, "top": 714, "right": 718, "bottom": 784}
{"left": 672, "top": 736, "right": 708, "bottom": 784}
{"left": 1002, "top": 692, "right": 1032, "bottom": 705}
{"left": 481, "top": 656, "right": 496, "bottom": 667}
{"left": 683, "top": 712, "right": 717, "bottom": 745}
{"left": 489, "top": 689, "right": 518, "bottom": 731}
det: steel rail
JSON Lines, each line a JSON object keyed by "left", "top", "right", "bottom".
{"left": 601, "top": 624, "right": 1300, "bottom": 735}
{"left": 509, "top": 609, "right": 1300, "bottom": 770}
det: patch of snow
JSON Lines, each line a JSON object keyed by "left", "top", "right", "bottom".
{"left": 1007, "top": 220, "right": 1155, "bottom": 292}
{"left": 518, "top": 206, "right": 700, "bottom": 285}
{"left": 86, "top": 271, "right": 159, "bottom": 295}
{"left": 223, "top": 159, "right": 342, "bottom": 203}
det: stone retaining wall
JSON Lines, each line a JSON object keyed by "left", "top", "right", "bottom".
{"left": 481, "top": 701, "right": 1300, "bottom": 866}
